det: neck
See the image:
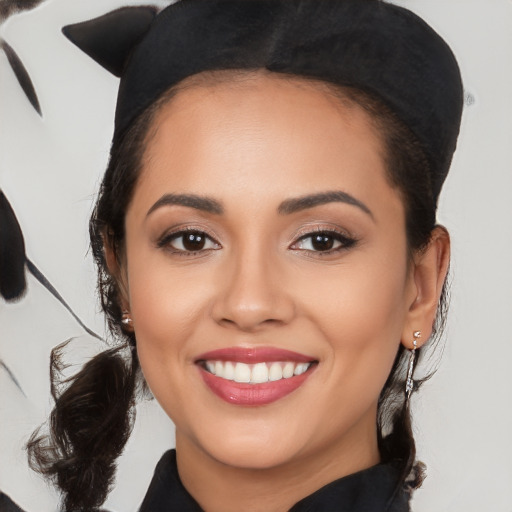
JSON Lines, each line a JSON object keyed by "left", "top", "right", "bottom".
{"left": 175, "top": 409, "right": 380, "bottom": 512}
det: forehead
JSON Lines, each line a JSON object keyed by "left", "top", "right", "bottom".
{"left": 131, "top": 72, "right": 396, "bottom": 215}
{"left": 147, "top": 71, "right": 383, "bottom": 144}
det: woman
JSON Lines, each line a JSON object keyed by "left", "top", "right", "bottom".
{"left": 28, "top": 1, "right": 463, "bottom": 510}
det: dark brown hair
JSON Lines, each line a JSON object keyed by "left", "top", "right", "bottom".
{"left": 27, "top": 74, "right": 448, "bottom": 510}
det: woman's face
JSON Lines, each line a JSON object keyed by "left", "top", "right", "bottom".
{"left": 122, "top": 74, "right": 418, "bottom": 471}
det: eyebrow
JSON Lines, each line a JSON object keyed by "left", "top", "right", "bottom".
{"left": 278, "top": 191, "right": 373, "bottom": 218}
{"left": 147, "top": 193, "right": 224, "bottom": 216}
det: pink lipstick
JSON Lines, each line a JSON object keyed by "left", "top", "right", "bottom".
{"left": 195, "top": 347, "right": 316, "bottom": 406}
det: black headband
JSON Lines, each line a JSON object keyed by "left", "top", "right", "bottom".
{"left": 63, "top": 0, "right": 463, "bottom": 202}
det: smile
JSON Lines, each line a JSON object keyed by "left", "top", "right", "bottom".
{"left": 195, "top": 347, "right": 317, "bottom": 406}
{"left": 203, "top": 360, "right": 312, "bottom": 383}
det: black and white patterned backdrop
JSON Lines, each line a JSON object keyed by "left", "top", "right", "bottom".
{"left": 0, "top": 0, "right": 511, "bottom": 510}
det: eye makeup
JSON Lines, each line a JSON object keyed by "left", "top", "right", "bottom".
{"left": 156, "top": 225, "right": 221, "bottom": 257}
{"left": 290, "top": 226, "right": 358, "bottom": 255}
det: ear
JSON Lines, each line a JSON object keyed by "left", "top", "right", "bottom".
{"left": 103, "top": 231, "right": 130, "bottom": 309}
{"left": 62, "top": 6, "right": 158, "bottom": 77}
{"left": 402, "top": 226, "right": 450, "bottom": 349}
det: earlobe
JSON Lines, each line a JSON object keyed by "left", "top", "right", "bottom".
{"left": 402, "top": 226, "right": 450, "bottom": 348}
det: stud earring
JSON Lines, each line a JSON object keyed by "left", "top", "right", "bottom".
{"left": 405, "top": 331, "right": 421, "bottom": 399}
{"left": 121, "top": 310, "right": 133, "bottom": 326}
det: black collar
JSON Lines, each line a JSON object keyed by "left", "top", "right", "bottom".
{"left": 139, "top": 450, "right": 410, "bottom": 512}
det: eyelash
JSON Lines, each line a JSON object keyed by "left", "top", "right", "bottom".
{"left": 156, "top": 227, "right": 358, "bottom": 256}
{"left": 157, "top": 227, "right": 221, "bottom": 256}
{"left": 290, "top": 227, "right": 358, "bottom": 256}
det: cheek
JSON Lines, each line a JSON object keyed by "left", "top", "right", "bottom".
{"left": 300, "top": 253, "right": 409, "bottom": 393}
{"left": 127, "top": 247, "right": 212, "bottom": 335}
{"left": 124, "top": 252, "right": 212, "bottom": 390}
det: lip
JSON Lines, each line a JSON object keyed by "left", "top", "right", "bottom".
{"left": 195, "top": 346, "right": 315, "bottom": 364}
{"left": 195, "top": 347, "right": 317, "bottom": 406}
{"left": 199, "top": 366, "right": 316, "bottom": 406}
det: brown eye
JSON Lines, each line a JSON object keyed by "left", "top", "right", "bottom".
{"left": 182, "top": 232, "right": 206, "bottom": 251}
{"left": 311, "top": 234, "right": 335, "bottom": 251}
{"left": 160, "top": 230, "right": 219, "bottom": 253}
{"left": 292, "top": 230, "right": 356, "bottom": 253}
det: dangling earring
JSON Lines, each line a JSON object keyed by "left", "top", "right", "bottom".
{"left": 122, "top": 310, "right": 133, "bottom": 326}
{"left": 405, "top": 330, "right": 421, "bottom": 399}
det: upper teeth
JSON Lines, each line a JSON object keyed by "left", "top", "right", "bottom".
{"left": 204, "top": 361, "right": 311, "bottom": 384}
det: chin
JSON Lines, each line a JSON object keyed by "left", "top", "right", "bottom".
{"left": 206, "top": 439, "right": 301, "bottom": 471}
{"left": 186, "top": 415, "right": 313, "bottom": 471}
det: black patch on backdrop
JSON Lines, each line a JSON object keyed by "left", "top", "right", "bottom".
{"left": 1, "top": 40, "right": 41, "bottom": 115}
{"left": 0, "top": 0, "right": 45, "bottom": 22}
{"left": 0, "top": 190, "right": 27, "bottom": 302}
{"left": 0, "top": 492, "right": 25, "bottom": 512}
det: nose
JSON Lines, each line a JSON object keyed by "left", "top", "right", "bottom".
{"left": 211, "top": 248, "right": 295, "bottom": 332}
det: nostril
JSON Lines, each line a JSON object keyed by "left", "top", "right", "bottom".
{"left": 217, "top": 316, "right": 284, "bottom": 332}
{"left": 210, "top": 266, "right": 296, "bottom": 330}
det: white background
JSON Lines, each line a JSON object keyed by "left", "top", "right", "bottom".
{"left": 0, "top": 0, "right": 511, "bottom": 510}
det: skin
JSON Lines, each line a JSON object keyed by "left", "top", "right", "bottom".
{"left": 109, "top": 72, "right": 450, "bottom": 512}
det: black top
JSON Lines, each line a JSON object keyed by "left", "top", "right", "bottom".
{"left": 139, "top": 450, "right": 410, "bottom": 512}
